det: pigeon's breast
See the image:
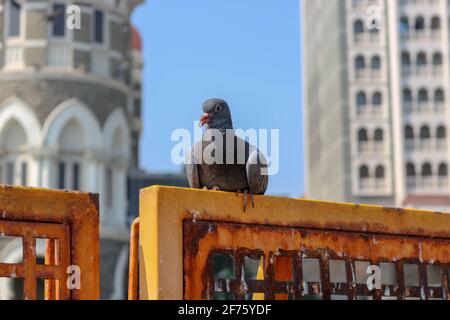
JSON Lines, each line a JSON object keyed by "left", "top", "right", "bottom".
{"left": 198, "top": 163, "right": 249, "bottom": 191}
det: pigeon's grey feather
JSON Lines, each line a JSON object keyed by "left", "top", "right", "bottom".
{"left": 186, "top": 99, "right": 269, "bottom": 195}
{"left": 186, "top": 147, "right": 201, "bottom": 189}
{"left": 246, "top": 148, "right": 269, "bottom": 195}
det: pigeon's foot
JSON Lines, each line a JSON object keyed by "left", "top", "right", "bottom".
{"left": 236, "top": 189, "right": 255, "bottom": 212}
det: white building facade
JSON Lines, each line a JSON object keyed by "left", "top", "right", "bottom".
{"left": 0, "top": 0, "right": 143, "bottom": 298}
{"left": 304, "top": 0, "right": 450, "bottom": 211}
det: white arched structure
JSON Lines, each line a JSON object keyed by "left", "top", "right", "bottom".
{"left": 102, "top": 107, "right": 131, "bottom": 227}
{"left": 42, "top": 98, "right": 102, "bottom": 150}
{"left": 0, "top": 97, "right": 41, "bottom": 186}
{"left": 41, "top": 98, "right": 103, "bottom": 192}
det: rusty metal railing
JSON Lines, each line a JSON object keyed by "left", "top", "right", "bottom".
{"left": 128, "top": 217, "right": 139, "bottom": 300}
{"left": 0, "top": 185, "right": 99, "bottom": 300}
{"left": 136, "top": 186, "right": 450, "bottom": 300}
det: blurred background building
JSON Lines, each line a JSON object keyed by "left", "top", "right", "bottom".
{"left": 0, "top": 0, "right": 145, "bottom": 299}
{"left": 304, "top": 0, "right": 450, "bottom": 212}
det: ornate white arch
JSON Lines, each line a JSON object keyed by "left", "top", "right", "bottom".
{"left": 103, "top": 107, "right": 131, "bottom": 157}
{"left": 0, "top": 97, "right": 41, "bottom": 147}
{"left": 41, "top": 98, "right": 102, "bottom": 150}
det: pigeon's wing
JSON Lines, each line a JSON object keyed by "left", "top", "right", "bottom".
{"left": 246, "top": 147, "right": 269, "bottom": 195}
{"left": 186, "top": 143, "right": 202, "bottom": 189}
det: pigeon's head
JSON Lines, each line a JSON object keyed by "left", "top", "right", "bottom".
{"left": 199, "top": 98, "right": 233, "bottom": 130}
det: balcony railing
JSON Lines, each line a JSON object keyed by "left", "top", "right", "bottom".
{"left": 358, "top": 142, "right": 386, "bottom": 154}
{"left": 407, "top": 176, "right": 449, "bottom": 191}
{"left": 405, "top": 138, "right": 447, "bottom": 152}
{"left": 355, "top": 69, "right": 383, "bottom": 80}
{"left": 401, "top": 30, "right": 441, "bottom": 41}
{"left": 359, "top": 178, "right": 387, "bottom": 191}
{"left": 401, "top": 65, "right": 444, "bottom": 77}
{"left": 403, "top": 102, "right": 445, "bottom": 114}
{"left": 4, "top": 45, "right": 24, "bottom": 69}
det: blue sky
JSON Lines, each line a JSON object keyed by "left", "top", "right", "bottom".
{"left": 132, "top": 0, "right": 303, "bottom": 197}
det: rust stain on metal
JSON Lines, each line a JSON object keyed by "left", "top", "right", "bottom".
{"left": 183, "top": 220, "right": 450, "bottom": 300}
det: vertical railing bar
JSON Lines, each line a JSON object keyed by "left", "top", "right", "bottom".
{"left": 319, "top": 251, "right": 331, "bottom": 300}
{"left": 58, "top": 223, "right": 71, "bottom": 300}
{"left": 233, "top": 250, "right": 245, "bottom": 300}
{"left": 418, "top": 263, "right": 430, "bottom": 300}
{"left": 205, "top": 253, "right": 215, "bottom": 300}
{"left": 440, "top": 264, "right": 449, "bottom": 300}
{"left": 396, "top": 261, "right": 406, "bottom": 300}
{"left": 128, "top": 218, "right": 140, "bottom": 300}
{"left": 345, "top": 259, "right": 357, "bottom": 300}
{"left": 44, "top": 239, "right": 55, "bottom": 300}
{"left": 22, "top": 234, "right": 37, "bottom": 300}
{"left": 292, "top": 252, "right": 303, "bottom": 300}
{"left": 264, "top": 252, "right": 275, "bottom": 300}
{"left": 55, "top": 239, "right": 62, "bottom": 300}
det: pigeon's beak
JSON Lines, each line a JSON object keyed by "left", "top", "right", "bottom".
{"left": 199, "top": 113, "right": 211, "bottom": 127}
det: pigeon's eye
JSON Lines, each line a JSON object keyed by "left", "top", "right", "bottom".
{"left": 215, "top": 105, "right": 222, "bottom": 112}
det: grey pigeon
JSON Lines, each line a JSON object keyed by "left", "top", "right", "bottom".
{"left": 186, "top": 98, "right": 268, "bottom": 210}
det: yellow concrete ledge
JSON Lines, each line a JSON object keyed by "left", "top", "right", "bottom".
{"left": 139, "top": 186, "right": 450, "bottom": 300}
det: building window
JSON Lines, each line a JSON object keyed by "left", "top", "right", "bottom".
{"left": 354, "top": 20, "right": 364, "bottom": 34}
{"left": 374, "top": 128, "right": 383, "bottom": 142}
{"left": 415, "top": 16, "right": 425, "bottom": 31}
{"left": 8, "top": 0, "right": 21, "bottom": 37}
{"left": 372, "top": 92, "right": 382, "bottom": 106}
{"left": 375, "top": 165, "right": 385, "bottom": 179}
{"left": 72, "top": 163, "right": 80, "bottom": 190}
{"left": 94, "top": 10, "right": 104, "bottom": 43}
{"left": 400, "top": 16, "right": 409, "bottom": 34}
{"left": 431, "top": 16, "right": 441, "bottom": 31}
{"left": 52, "top": 4, "right": 66, "bottom": 37}
{"left": 401, "top": 52, "right": 411, "bottom": 67}
{"left": 359, "top": 165, "right": 369, "bottom": 179}
{"left": 418, "top": 89, "right": 429, "bottom": 103}
{"left": 105, "top": 168, "right": 113, "bottom": 207}
{"left": 433, "top": 52, "right": 442, "bottom": 67}
{"left": 356, "top": 91, "right": 367, "bottom": 106}
{"left": 434, "top": 89, "right": 444, "bottom": 104}
{"left": 353, "top": 20, "right": 364, "bottom": 42}
{"left": 403, "top": 88, "right": 412, "bottom": 104}
{"left": 405, "top": 125, "right": 414, "bottom": 139}
{"left": 406, "top": 163, "right": 416, "bottom": 177}
{"left": 417, "top": 52, "right": 427, "bottom": 67}
{"left": 21, "top": 162, "right": 27, "bottom": 186}
{"left": 437, "top": 126, "right": 446, "bottom": 139}
{"left": 6, "top": 162, "right": 14, "bottom": 185}
{"left": 58, "top": 162, "right": 65, "bottom": 189}
{"left": 438, "top": 163, "right": 448, "bottom": 177}
{"left": 422, "top": 163, "right": 432, "bottom": 177}
{"left": 420, "top": 125, "right": 431, "bottom": 140}
{"left": 358, "top": 128, "right": 368, "bottom": 143}
{"left": 355, "top": 56, "right": 365, "bottom": 70}
{"left": 371, "top": 56, "right": 381, "bottom": 70}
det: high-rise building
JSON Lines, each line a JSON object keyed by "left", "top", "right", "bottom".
{"left": 0, "top": 0, "right": 143, "bottom": 299}
{"left": 304, "top": 0, "right": 450, "bottom": 211}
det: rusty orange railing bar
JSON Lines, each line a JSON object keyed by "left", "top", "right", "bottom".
{"left": 128, "top": 217, "right": 140, "bottom": 300}
{"left": 0, "top": 185, "right": 99, "bottom": 300}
